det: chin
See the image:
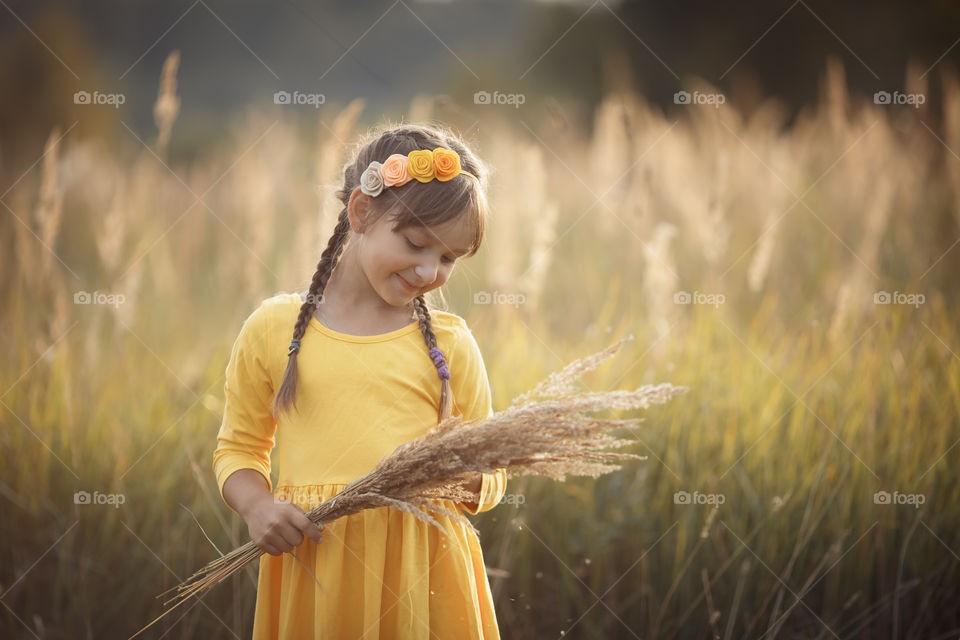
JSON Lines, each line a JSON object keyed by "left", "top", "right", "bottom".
{"left": 385, "top": 287, "right": 416, "bottom": 306}
{"left": 381, "top": 291, "right": 410, "bottom": 306}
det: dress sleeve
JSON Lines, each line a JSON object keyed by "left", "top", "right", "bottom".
{"left": 448, "top": 320, "right": 507, "bottom": 515}
{"left": 212, "top": 303, "right": 278, "bottom": 514}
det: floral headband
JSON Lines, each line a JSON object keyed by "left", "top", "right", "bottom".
{"left": 359, "top": 147, "right": 478, "bottom": 197}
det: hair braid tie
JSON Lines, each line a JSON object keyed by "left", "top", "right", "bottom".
{"left": 428, "top": 346, "right": 450, "bottom": 380}
{"left": 288, "top": 338, "right": 301, "bottom": 356}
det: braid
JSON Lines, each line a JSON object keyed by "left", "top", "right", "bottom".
{"left": 413, "top": 295, "right": 453, "bottom": 422}
{"left": 272, "top": 209, "right": 352, "bottom": 418}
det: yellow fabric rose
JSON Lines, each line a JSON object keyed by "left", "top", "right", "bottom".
{"left": 432, "top": 148, "right": 461, "bottom": 182}
{"left": 407, "top": 150, "right": 435, "bottom": 183}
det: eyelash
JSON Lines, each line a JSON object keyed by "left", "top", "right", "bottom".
{"left": 406, "top": 238, "right": 455, "bottom": 263}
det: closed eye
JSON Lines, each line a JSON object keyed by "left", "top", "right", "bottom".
{"left": 407, "top": 237, "right": 456, "bottom": 263}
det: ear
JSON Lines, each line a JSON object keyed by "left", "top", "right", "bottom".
{"left": 347, "top": 187, "right": 374, "bottom": 234}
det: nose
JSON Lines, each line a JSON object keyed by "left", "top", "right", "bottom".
{"left": 414, "top": 258, "right": 439, "bottom": 284}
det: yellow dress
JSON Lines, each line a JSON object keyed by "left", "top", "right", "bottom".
{"left": 213, "top": 293, "right": 508, "bottom": 639}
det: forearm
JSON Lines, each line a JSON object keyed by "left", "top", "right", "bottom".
{"left": 222, "top": 468, "right": 273, "bottom": 518}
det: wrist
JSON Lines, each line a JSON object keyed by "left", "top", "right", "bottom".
{"left": 463, "top": 472, "right": 483, "bottom": 495}
{"left": 238, "top": 491, "right": 273, "bottom": 520}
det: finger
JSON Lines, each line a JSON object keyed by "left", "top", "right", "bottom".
{"left": 271, "top": 535, "right": 297, "bottom": 554}
{"left": 272, "top": 508, "right": 308, "bottom": 546}
{"left": 280, "top": 525, "right": 305, "bottom": 549}
{"left": 263, "top": 532, "right": 291, "bottom": 554}
{"left": 296, "top": 513, "right": 325, "bottom": 544}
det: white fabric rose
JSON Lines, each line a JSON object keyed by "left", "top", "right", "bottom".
{"left": 360, "top": 161, "right": 384, "bottom": 197}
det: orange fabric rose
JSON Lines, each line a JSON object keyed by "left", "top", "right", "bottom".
{"left": 432, "top": 148, "right": 462, "bottom": 182}
{"left": 407, "top": 150, "right": 435, "bottom": 183}
{"left": 381, "top": 153, "right": 412, "bottom": 188}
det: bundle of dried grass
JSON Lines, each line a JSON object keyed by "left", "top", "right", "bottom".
{"left": 130, "top": 336, "right": 686, "bottom": 638}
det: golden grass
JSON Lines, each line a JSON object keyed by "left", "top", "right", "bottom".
{"left": 1, "top": 51, "right": 958, "bottom": 637}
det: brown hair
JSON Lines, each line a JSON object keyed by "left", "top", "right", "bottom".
{"left": 272, "top": 123, "right": 489, "bottom": 421}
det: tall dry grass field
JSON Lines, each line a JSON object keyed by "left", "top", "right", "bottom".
{"left": 1, "top": 53, "right": 959, "bottom": 638}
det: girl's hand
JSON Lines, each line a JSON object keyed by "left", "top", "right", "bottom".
{"left": 243, "top": 495, "right": 325, "bottom": 556}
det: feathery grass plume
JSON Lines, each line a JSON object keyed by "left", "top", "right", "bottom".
{"left": 34, "top": 127, "right": 64, "bottom": 285}
{"left": 517, "top": 144, "right": 557, "bottom": 309}
{"left": 519, "top": 201, "right": 558, "bottom": 310}
{"left": 510, "top": 335, "right": 633, "bottom": 405}
{"left": 96, "top": 179, "right": 127, "bottom": 274}
{"left": 643, "top": 222, "right": 679, "bottom": 339}
{"left": 747, "top": 210, "right": 778, "bottom": 293}
{"left": 828, "top": 269, "right": 867, "bottom": 344}
{"left": 288, "top": 100, "right": 366, "bottom": 285}
{"left": 11, "top": 189, "right": 40, "bottom": 292}
{"left": 153, "top": 50, "right": 181, "bottom": 159}
{"left": 316, "top": 99, "right": 365, "bottom": 239}
{"left": 828, "top": 172, "right": 893, "bottom": 341}
{"left": 486, "top": 131, "right": 526, "bottom": 293}
{"left": 128, "top": 337, "right": 687, "bottom": 638}
{"left": 408, "top": 94, "right": 435, "bottom": 124}
{"left": 941, "top": 68, "right": 960, "bottom": 230}
{"left": 48, "top": 278, "right": 76, "bottom": 435}
{"left": 703, "top": 149, "right": 731, "bottom": 268}
{"left": 823, "top": 56, "right": 850, "bottom": 146}
{"left": 676, "top": 84, "right": 732, "bottom": 270}
{"left": 588, "top": 94, "right": 631, "bottom": 238}
{"left": 232, "top": 115, "right": 283, "bottom": 296}
{"left": 857, "top": 175, "right": 894, "bottom": 273}
{"left": 904, "top": 58, "right": 928, "bottom": 119}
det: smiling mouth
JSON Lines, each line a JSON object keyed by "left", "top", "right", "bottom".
{"left": 397, "top": 274, "right": 420, "bottom": 292}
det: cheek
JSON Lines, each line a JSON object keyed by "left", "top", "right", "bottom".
{"left": 437, "top": 263, "right": 455, "bottom": 284}
{"left": 366, "top": 242, "right": 406, "bottom": 272}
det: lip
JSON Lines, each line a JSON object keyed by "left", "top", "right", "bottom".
{"left": 397, "top": 274, "right": 419, "bottom": 292}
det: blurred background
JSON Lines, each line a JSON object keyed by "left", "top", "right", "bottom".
{"left": 2, "top": 0, "right": 960, "bottom": 637}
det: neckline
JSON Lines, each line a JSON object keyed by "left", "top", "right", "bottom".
{"left": 308, "top": 315, "right": 420, "bottom": 343}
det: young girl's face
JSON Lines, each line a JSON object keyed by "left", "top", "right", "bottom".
{"left": 355, "top": 210, "right": 475, "bottom": 306}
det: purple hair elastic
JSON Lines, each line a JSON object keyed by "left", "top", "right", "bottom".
{"left": 428, "top": 347, "right": 451, "bottom": 380}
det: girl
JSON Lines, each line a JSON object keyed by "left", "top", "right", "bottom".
{"left": 213, "top": 123, "right": 508, "bottom": 639}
